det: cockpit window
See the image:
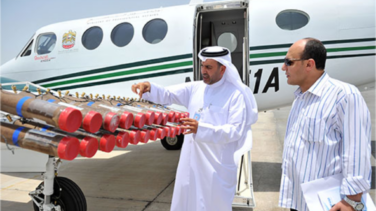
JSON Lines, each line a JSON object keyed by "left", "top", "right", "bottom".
{"left": 21, "top": 40, "right": 34, "bottom": 57}
{"left": 143, "top": 19, "right": 168, "bottom": 44}
{"left": 276, "top": 10, "right": 309, "bottom": 30}
{"left": 36, "top": 33, "right": 57, "bottom": 55}
{"left": 82, "top": 26, "right": 103, "bottom": 50}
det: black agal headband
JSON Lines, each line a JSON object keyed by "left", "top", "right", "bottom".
{"left": 200, "top": 47, "right": 229, "bottom": 57}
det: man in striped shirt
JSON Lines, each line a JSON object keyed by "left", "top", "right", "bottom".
{"left": 279, "top": 38, "right": 372, "bottom": 211}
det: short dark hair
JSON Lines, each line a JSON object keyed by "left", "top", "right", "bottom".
{"left": 301, "top": 38, "right": 327, "bottom": 70}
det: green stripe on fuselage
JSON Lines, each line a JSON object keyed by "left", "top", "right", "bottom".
{"left": 249, "top": 53, "right": 376, "bottom": 65}
{"left": 50, "top": 53, "right": 374, "bottom": 90}
{"left": 51, "top": 68, "right": 193, "bottom": 91}
{"left": 33, "top": 54, "right": 192, "bottom": 84}
{"left": 43, "top": 60, "right": 193, "bottom": 88}
{"left": 249, "top": 37, "right": 375, "bottom": 51}
{"left": 250, "top": 46, "right": 375, "bottom": 59}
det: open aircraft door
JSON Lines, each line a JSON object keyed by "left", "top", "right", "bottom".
{"left": 193, "top": 0, "right": 255, "bottom": 208}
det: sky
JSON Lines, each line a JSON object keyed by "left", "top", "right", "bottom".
{"left": 0, "top": 0, "right": 215, "bottom": 65}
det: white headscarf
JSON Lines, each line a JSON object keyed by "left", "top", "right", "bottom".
{"left": 198, "top": 46, "right": 258, "bottom": 164}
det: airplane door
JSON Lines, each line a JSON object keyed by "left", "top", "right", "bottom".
{"left": 193, "top": 1, "right": 249, "bottom": 86}
{"left": 193, "top": 1, "right": 255, "bottom": 208}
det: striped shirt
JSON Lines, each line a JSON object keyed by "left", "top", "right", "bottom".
{"left": 279, "top": 72, "right": 372, "bottom": 211}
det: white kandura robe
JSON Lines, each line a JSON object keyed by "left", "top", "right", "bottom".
{"left": 142, "top": 76, "right": 250, "bottom": 211}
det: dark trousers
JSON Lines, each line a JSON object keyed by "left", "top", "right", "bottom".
{"left": 291, "top": 209, "right": 298, "bottom": 211}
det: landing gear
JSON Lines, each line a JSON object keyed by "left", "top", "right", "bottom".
{"left": 161, "top": 134, "right": 184, "bottom": 150}
{"left": 31, "top": 177, "right": 87, "bottom": 211}
{"left": 30, "top": 157, "right": 87, "bottom": 211}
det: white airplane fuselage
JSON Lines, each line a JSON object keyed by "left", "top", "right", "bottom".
{"left": 1, "top": 0, "right": 375, "bottom": 111}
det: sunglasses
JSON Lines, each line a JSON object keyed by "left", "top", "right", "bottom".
{"left": 284, "top": 58, "right": 308, "bottom": 66}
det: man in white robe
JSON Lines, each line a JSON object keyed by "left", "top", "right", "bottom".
{"left": 132, "top": 46, "right": 258, "bottom": 211}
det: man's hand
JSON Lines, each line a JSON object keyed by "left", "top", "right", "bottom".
{"left": 180, "top": 118, "right": 198, "bottom": 135}
{"left": 131, "top": 82, "right": 151, "bottom": 98}
{"left": 329, "top": 200, "right": 355, "bottom": 211}
{"left": 330, "top": 193, "right": 362, "bottom": 211}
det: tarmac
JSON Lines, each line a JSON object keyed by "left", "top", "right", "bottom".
{"left": 1, "top": 83, "right": 375, "bottom": 211}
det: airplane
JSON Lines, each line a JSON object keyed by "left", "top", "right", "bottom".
{"left": 0, "top": 0, "right": 375, "bottom": 210}
{"left": 1, "top": 0, "right": 374, "bottom": 150}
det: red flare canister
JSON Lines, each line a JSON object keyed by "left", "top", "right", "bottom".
{"left": 160, "top": 111, "right": 176, "bottom": 125}
{"left": 153, "top": 112, "right": 163, "bottom": 125}
{"left": 1, "top": 90, "right": 82, "bottom": 133}
{"left": 131, "top": 130, "right": 141, "bottom": 145}
{"left": 22, "top": 91, "right": 103, "bottom": 133}
{"left": 175, "top": 125, "right": 182, "bottom": 135}
{"left": 148, "top": 129, "right": 158, "bottom": 141}
{"left": 102, "top": 112, "right": 120, "bottom": 132}
{"left": 152, "top": 128, "right": 166, "bottom": 139}
{"left": 121, "top": 104, "right": 157, "bottom": 126}
{"left": 98, "top": 134, "right": 116, "bottom": 152}
{"left": 174, "top": 112, "right": 181, "bottom": 123}
{"left": 162, "top": 127, "right": 171, "bottom": 138}
{"left": 132, "top": 112, "right": 146, "bottom": 128}
{"left": 128, "top": 101, "right": 176, "bottom": 125}
{"left": 43, "top": 99, "right": 103, "bottom": 133}
{"left": 13, "top": 120, "right": 98, "bottom": 158}
{"left": 41, "top": 94, "right": 123, "bottom": 132}
{"left": 140, "top": 130, "right": 150, "bottom": 143}
{"left": 52, "top": 102, "right": 103, "bottom": 133}
{"left": 79, "top": 136, "right": 98, "bottom": 158}
{"left": 166, "top": 126, "right": 177, "bottom": 138}
{"left": 61, "top": 103, "right": 120, "bottom": 133}
{"left": 129, "top": 130, "right": 141, "bottom": 145}
{"left": 168, "top": 111, "right": 176, "bottom": 122}
{"left": 161, "top": 113, "right": 169, "bottom": 125}
{"left": 82, "top": 110, "right": 103, "bottom": 133}
{"left": 74, "top": 130, "right": 116, "bottom": 153}
{"left": 95, "top": 102, "right": 146, "bottom": 128}
{"left": 110, "top": 105, "right": 147, "bottom": 128}
{"left": 0, "top": 122, "right": 80, "bottom": 160}
{"left": 145, "top": 111, "right": 155, "bottom": 126}
{"left": 115, "top": 131, "right": 129, "bottom": 148}
{"left": 119, "top": 112, "right": 133, "bottom": 129}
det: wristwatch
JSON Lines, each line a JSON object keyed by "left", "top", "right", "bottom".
{"left": 344, "top": 196, "right": 364, "bottom": 211}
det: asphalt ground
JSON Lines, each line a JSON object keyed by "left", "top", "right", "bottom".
{"left": 1, "top": 83, "right": 375, "bottom": 211}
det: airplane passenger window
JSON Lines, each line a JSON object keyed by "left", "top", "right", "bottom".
{"left": 218, "top": 32, "right": 237, "bottom": 52}
{"left": 36, "top": 33, "right": 57, "bottom": 55}
{"left": 143, "top": 19, "right": 168, "bottom": 44}
{"left": 82, "top": 26, "right": 103, "bottom": 50}
{"left": 111, "top": 23, "right": 134, "bottom": 47}
{"left": 276, "top": 10, "right": 309, "bottom": 30}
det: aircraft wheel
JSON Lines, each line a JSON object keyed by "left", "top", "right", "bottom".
{"left": 161, "top": 134, "right": 184, "bottom": 150}
{"left": 32, "top": 177, "right": 87, "bottom": 211}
